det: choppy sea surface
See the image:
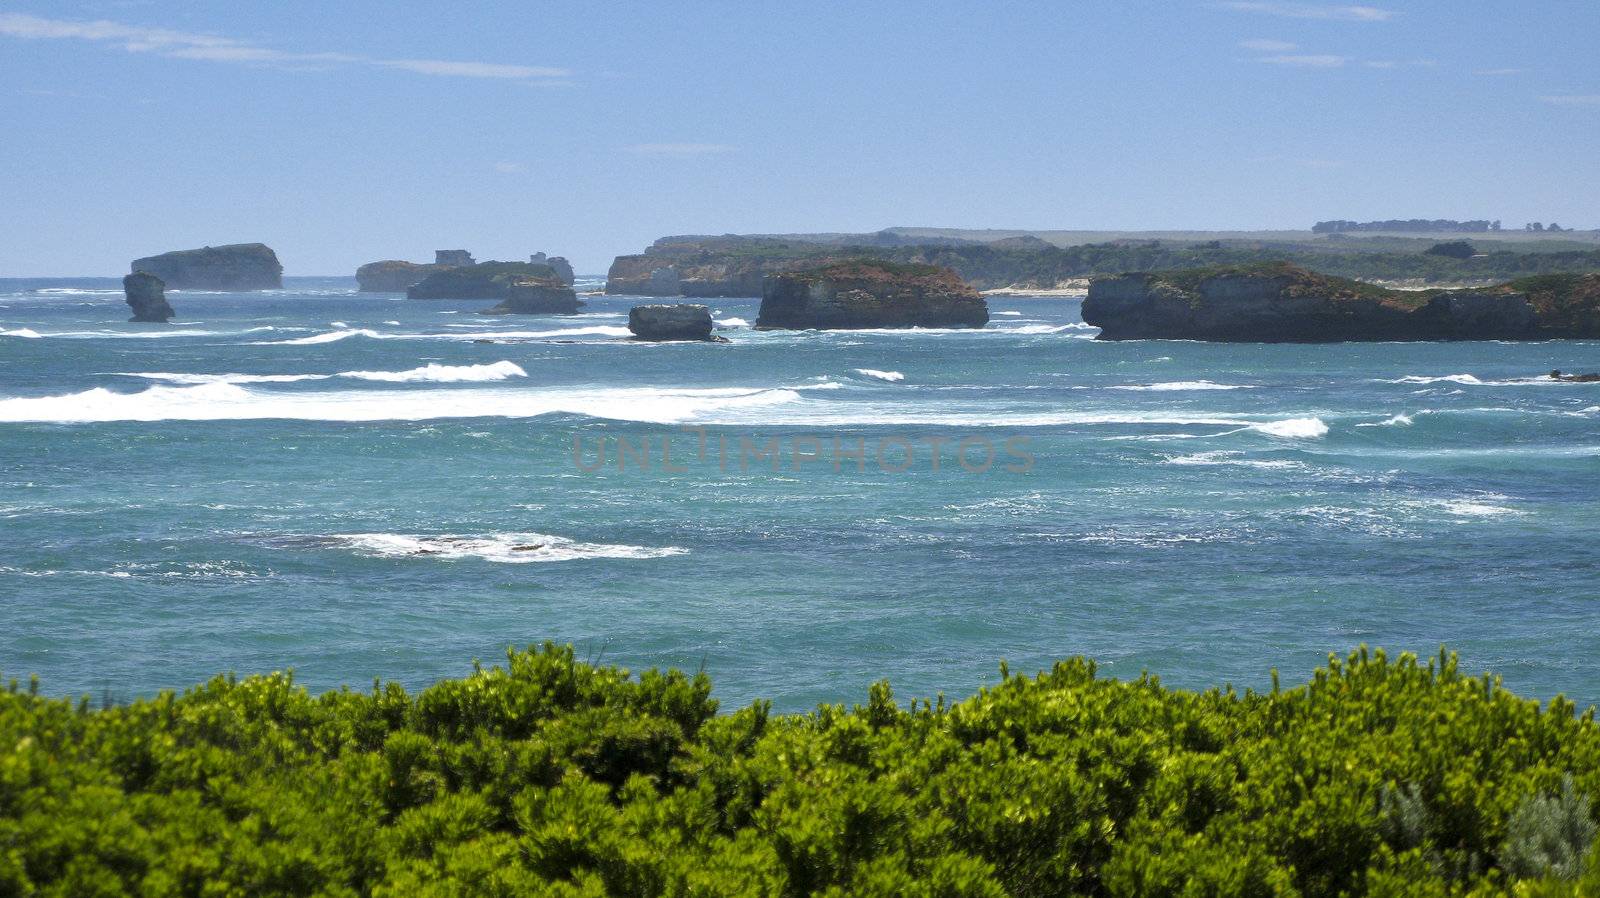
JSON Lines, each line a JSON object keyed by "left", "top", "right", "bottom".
{"left": 2, "top": 275, "right": 1598, "bottom": 710}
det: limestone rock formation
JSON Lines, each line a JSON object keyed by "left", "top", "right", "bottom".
{"left": 628, "top": 304, "right": 718, "bottom": 341}
{"left": 406, "top": 262, "right": 564, "bottom": 300}
{"left": 130, "top": 243, "right": 282, "bottom": 290}
{"left": 1081, "top": 263, "right": 1594, "bottom": 342}
{"left": 482, "top": 278, "right": 583, "bottom": 315}
{"left": 356, "top": 260, "right": 450, "bottom": 293}
{"left": 123, "top": 271, "right": 174, "bottom": 322}
{"left": 756, "top": 261, "right": 989, "bottom": 330}
{"left": 529, "top": 253, "right": 576, "bottom": 286}
{"left": 434, "top": 250, "right": 475, "bottom": 267}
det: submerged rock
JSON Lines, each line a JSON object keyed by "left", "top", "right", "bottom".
{"left": 756, "top": 260, "right": 989, "bottom": 330}
{"left": 123, "top": 271, "right": 174, "bottom": 322}
{"left": 1080, "top": 262, "right": 1588, "bottom": 342}
{"left": 1550, "top": 370, "right": 1600, "bottom": 383}
{"left": 628, "top": 304, "right": 719, "bottom": 341}
{"left": 130, "top": 243, "right": 282, "bottom": 290}
{"left": 482, "top": 278, "right": 583, "bottom": 314}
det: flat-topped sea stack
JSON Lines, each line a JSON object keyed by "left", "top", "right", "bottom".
{"left": 356, "top": 260, "right": 451, "bottom": 293}
{"left": 130, "top": 243, "right": 282, "bottom": 290}
{"left": 123, "top": 271, "right": 174, "bottom": 322}
{"left": 529, "top": 252, "right": 576, "bottom": 286}
{"left": 628, "top": 304, "right": 718, "bottom": 341}
{"left": 482, "top": 277, "right": 582, "bottom": 315}
{"left": 756, "top": 260, "right": 989, "bottom": 330}
{"left": 1082, "top": 263, "right": 1600, "bottom": 341}
{"left": 406, "top": 261, "right": 566, "bottom": 300}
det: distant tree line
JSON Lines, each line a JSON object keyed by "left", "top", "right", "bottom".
{"left": 1314, "top": 219, "right": 1503, "bottom": 233}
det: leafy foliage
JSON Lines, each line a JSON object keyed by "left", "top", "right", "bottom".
{"left": 3, "top": 645, "right": 1600, "bottom": 896}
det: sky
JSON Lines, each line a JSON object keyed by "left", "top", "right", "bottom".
{"left": 2, "top": 1, "right": 1597, "bottom": 276}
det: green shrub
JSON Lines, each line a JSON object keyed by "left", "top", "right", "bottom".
{"left": 2, "top": 645, "right": 1599, "bottom": 896}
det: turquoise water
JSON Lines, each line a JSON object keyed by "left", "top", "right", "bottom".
{"left": 2, "top": 276, "right": 1598, "bottom": 710}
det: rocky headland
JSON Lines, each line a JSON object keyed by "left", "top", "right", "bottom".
{"left": 482, "top": 277, "right": 583, "bottom": 315}
{"left": 406, "top": 261, "right": 566, "bottom": 300}
{"left": 130, "top": 243, "right": 282, "bottom": 290}
{"left": 123, "top": 271, "right": 174, "bottom": 322}
{"left": 1081, "top": 263, "right": 1600, "bottom": 341}
{"left": 628, "top": 304, "right": 719, "bottom": 341}
{"left": 529, "top": 253, "right": 575, "bottom": 286}
{"left": 356, "top": 250, "right": 478, "bottom": 293}
{"left": 756, "top": 261, "right": 990, "bottom": 330}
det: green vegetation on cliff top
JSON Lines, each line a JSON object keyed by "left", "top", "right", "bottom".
{"left": 5, "top": 644, "right": 1600, "bottom": 896}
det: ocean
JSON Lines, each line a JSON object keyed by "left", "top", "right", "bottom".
{"left": 2, "top": 276, "right": 1598, "bottom": 710}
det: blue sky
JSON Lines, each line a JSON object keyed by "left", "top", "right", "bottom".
{"left": 2, "top": 1, "right": 1597, "bottom": 275}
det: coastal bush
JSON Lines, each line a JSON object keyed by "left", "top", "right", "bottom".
{"left": 3, "top": 646, "right": 1600, "bottom": 896}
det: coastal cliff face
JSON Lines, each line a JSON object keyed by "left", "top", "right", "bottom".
{"left": 606, "top": 247, "right": 837, "bottom": 297}
{"left": 406, "top": 262, "right": 563, "bottom": 300}
{"left": 757, "top": 261, "right": 989, "bottom": 330}
{"left": 482, "top": 279, "right": 582, "bottom": 314}
{"left": 529, "top": 253, "right": 576, "bottom": 286}
{"left": 123, "top": 271, "right": 174, "bottom": 322}
{"left": 1080, "top": 263, "right": 1583, "bottom": 341}
{"left": 356, "top": 260, "right": 452, "bottom": 293}
{"left": 130, "top": 244, "right": 282, "bottom": 290}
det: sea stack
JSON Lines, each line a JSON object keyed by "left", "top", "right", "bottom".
{"left": 483, "top": 278, "right": 583, "bottom": 314}
{"left": 756, "top": 260, "right": 989, "bottom": 329}
{"left": 123, "top": 271, "right": 174, "bottom": 322}
{"left": 628, "top": 304, "right": 718, "bottom": 341}
{"left": 529, "top": 252, "right": 576, "bottom": 286}
{"left": 130, "top": 243, "right": 282, "bottom": 290}
{"left": 407, "top": 261, "right": 569, "bottom": 300}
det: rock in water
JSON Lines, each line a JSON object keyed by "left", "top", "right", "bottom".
{"left": 407, "top": 262, "right": 566, "bottom": 300}
{"left": 130, "top": 243, "right": 282, "bottom": 290}
{"left": 628, "top": 304, "right": 717, "bottom": 340}
{"left": 434, "top": 249, "right": 475, "bottom": 267}
{"left": 530, "top": 253, "right": 576, "bottom": 286}
{"left": 756, "top": 261, "right": 988, "bottom": 330}
{"left": 1079, "top": 262, "right": 1588, "bottom": 342}
{"left": 482, "top": 278, "right": 584, "bottom": 314}
{"left": 123, "top": 271, "right": 174, "bottom": 322}
{"left": 356, "top": 260, "right": 452, "bottom": 293}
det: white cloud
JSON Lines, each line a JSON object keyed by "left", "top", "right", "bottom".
{"left": 627, "top": 143, "right": 738, "bottom": 157}
{"left": 0, "top": 12, "right": 570, "bottom": 82}
{"left": 1239, "top": 38, "right": 1298, "bottom": 51}
{"left": 1220, "top": 3, "right": 1395, "bottom": 21}
{"left": 1363, "top": 60, "right": 1397, "bottom": 69}
{"left": 1540, "top": 95, "right": 1600, "bottom": 106}
{"left": 1260, "top": 54, "right": 1350, "bottom": 67}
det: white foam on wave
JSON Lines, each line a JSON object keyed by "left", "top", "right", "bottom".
{"left": 997, "top": 323, "right": 1096, "bottom": 335}
{"left": 118, "top": 361, "right": 529, "bottom": 386}
{"left": 1439, "top": 500, "right": 1521, "bottom": 518}
{"left": 1356, "top": 413, "right": 1415, "bottom": 428}
{"left": 1109, "top": 380, "right": 1253, "bottom": 392}
{"left": 715, "top": 317, "right": 749, "bottom": 327}
{"left": 997, "top": 311, "right": 1024, "bottom": 316}
{"left": 2, "top": 328, "right": 42, "bottom": 338}
{"left": 0, "top": 382, "right": 804, "bottom": 424}
{"left": 1249, "top": 417, "right": 1329, "bottom": 439}
{"left": 1164, "top": 450, "right": 1301, "bottom": 470}
{"left": 1387, "top": 373, "right": 1595, "bottom": 387}
{"left": 339, "top": 361, "right": 528, "bottom": 383}
{"left": 853, "top": 368, "right": 905, "bottom": 383}
{"left": 327, "top": 532, "right": 686, "bottom": 563}
{"left": 256, "top": 325, "right": 631, "bottom": 345}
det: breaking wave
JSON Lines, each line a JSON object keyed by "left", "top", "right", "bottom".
{"left": 316, "top": 532, "right": 686, "bottom": 563}
{"left": 118, "top": 361, "right": 529, "bottom": 386}
{"left": 853, "top": 369, "right": 905, "bottom": 383}
{"left": 1109, "top": 381, "right": 1253, "bottom": 392}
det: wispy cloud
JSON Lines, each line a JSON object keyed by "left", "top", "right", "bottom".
{"left": 1540, "top": 95, "right": 1600, "bottom": 106}
{"left": 1220, "top": 2, "right": 1396, "bottom": 21}
{"left": 1474, "top": 68, "right": 1523, "bottom": 77}
{"left": 1260, "top": 54, "right": 1350, "bottom": 67}
{"left": 1239, "top": 38, "right": 1298, "bottom": 51}
{"left": 492, "top": 161, "right": 526, "bottom": 174}
{"left": 626, "top": 143, "right": 738, "bottom": 157}
{"left": 0, "top": 12, "right": 570, "bottom": 83}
